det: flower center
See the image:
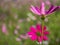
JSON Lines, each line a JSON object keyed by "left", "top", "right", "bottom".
{"left": 36, "top": 32, "right": 41, "bottom": 36}
{"left": 41, "top": 15, "right": 46, "bottom": 20}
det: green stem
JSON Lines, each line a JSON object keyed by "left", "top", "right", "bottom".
{"left": 42, "top": 20, "right": 44, "bottom": 45}
{"left": 39, "top": 42, "right": 40, "bottom": 45}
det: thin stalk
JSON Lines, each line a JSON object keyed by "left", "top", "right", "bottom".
{"left": 39, "top": 42, "right": 40, "bottom": 45}
{"left": 41, "top": 20, "right": 44, "bottom": 45}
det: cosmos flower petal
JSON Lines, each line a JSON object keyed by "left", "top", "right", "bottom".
{"left": 35, "top": 6, "right": 41, "bottom": 15}
{"left": 38, "top": 36, "right": 43, "bottom": 42}
{"left": 28, "top": 32, "right": 37, "bottom": 40}
{"left": 36, "top": 24, "right": 41, "bottom": 30}
{"left": 46, "top": 5, "right": 54, "bottom": 14}
{"left": 36, "top": 24, "right": 47, "bottom": 31}
{"left": 30, "top": 8, "right": 39, "bottom": 15}
{"left": 30, "top": 26, "right": 36, "bottom": 32}
{"left": 50, "top": 6, "right": 59, "bottom": 13}
{"left": 28, "top": 32, "right": 35, "bottom": 35}
{"left": 43, "top": 25, "right": 47, "bottom": 30}
{"left": 59, "top": 6, "right": 60, "bottom": 8}
{"left": 46, "top": 5, "right": 59, "bottom": 14}
{"left": 40, "top": 2, "right": 45, "bottom": 14}
{"left": 30, "top": 5, "right": 41, "bottom": 15}
{"left": 44, "top": 31, "right": 49, "bottom": 35}
{"left": 43, "top": 36, "right": 48, "bottom": 40}
{"left": 30, "top": 34, "right": 37, "bottom": 40}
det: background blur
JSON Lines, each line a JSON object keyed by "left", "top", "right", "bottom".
{"left": 0, "top": 0, "right": 60, "bottom": 45}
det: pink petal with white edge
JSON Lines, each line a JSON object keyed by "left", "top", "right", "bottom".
{"left": 35, "top": 6, "right": 41, "bottom": 14}
{"left": 30, "top": 5, "right": 41, "bottom": 15}
{"left": 41, "top": 2, "right": 45, "bottom": 15}
{"left": 48, "top": 6, "right": 58, "bottom": 14}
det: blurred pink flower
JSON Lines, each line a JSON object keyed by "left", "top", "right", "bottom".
{"left": 14, "top": 13, "right": 18, "bottom": 19}
{"left": 16, "top": 38, "right": 21, "bottom": 41}
{"left": 30, "top": 2, "right": 59, "bottom": 16}
{"left": 45, "top": 0, "right": 51, "bottom": 5}
{"left": 16, "top": 34, "right": 29, "bottom": 42}
{"left": 14, "top": 29, "right": 18, "bottom": 34}
{"left": 20, "top": 34, "right": 29, "bottom": 39}
{"left": 2, "top": 23, "right": 8, "bottom": 35}
{"left": 16, "top": 25, "right": 20, "bottom": 29}
{"left": 18, "top": 19, "right": 24, "bottom": 23}
{"left": 28, "top": 24, "right": 49, "bottom": 42}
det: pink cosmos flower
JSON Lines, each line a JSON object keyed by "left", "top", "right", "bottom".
{"left": 45, "top": 0, "right": 51, "bottom": 5}
{"left": 16, "top": 38, "right": 21, "bottom": 42}
{"left": 20, "top": 34, "right": 29, "bottom": 39}
{"left": 30, "top": 2, "right": 59, "bottom": 16}
{"left": 28, "top": 24, "right": 49, "bottom": 42}
{"left": 14, "top": 29, "right": 18, "bottom": 34}
{"left": 2, "top": 23, "right": 8, "bottom": 35}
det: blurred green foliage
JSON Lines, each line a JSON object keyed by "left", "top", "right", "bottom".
{"left": 0, "top": 1, "right": 60, "bottom": 45}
